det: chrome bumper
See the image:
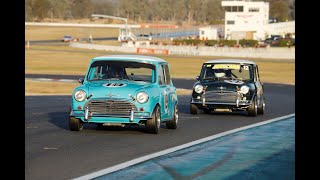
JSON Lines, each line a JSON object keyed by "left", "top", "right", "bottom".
{"left": 191, "top": 99, "right": 251, "bottom": 107}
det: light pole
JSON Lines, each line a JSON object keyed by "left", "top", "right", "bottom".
{"left": 91, "top": 14, "right": 129, "bottom": 40}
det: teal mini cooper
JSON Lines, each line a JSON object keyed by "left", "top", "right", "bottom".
{"left": 69, "top": 55, "right": 179, "bottom": 134}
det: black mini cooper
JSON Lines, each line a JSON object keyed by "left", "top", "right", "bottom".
{"left": 190, "top": 59, "right": 265, "bottom": 116}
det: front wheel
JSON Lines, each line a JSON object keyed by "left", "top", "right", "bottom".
{"left": 69, "top": 117, "right": 83, "bottom": 131}
{"left": 258, "top": 97, "right": 265, "bottom": 115}
{"left": 190, "top": 104, "right": 199, "bottom": 115}
{"left": 248, "top": 97, "right": 258, "bottom": 117}
{"left": 146, "top": 105, "right": 161, "bottom": 134}
{"left": 166, "top": 103, "right": 179, "bottom": 129}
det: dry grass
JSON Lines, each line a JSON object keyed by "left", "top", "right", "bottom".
{"left": 92, "top": 40, "right": 121, "bottom": 46}
{"left": 176, "top": 89, "right": 193, "bottom": 95}
{"left": 25, "top": 26, "right": 119, "bottom": 40}
{"left": 26, "top": 46, "right": 294, "bottom": 84}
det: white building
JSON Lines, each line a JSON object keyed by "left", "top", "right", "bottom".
{"left": 222, "top": 0, "right": 269, "bottom": 40}
{"left": 221, "top": 0, "right": 295, "bottom": 41}
{"left": 199, "top": 26, "right": 224, "bottom": 40}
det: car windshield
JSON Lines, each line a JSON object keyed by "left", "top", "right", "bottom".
{"left": 87, "top": 61, "right": 155, "bottom": 83}
{"left": 200, "top": 63, "right": 253, "bottom": 81}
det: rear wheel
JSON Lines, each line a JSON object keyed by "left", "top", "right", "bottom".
{"left": 258, "top": 97, "right": 265, "bottom": 115}
{"left": 97, "top": 123, "right": 104, "bottom": 129}
{"left": 166, "top": 104, "right": 179, "bottom": 129}
{"left": 190, "top": 104, "right": 199, "bottom": 115}
{"left": 204, "top": 109, "right": 211, "bottom": 114}
{"left": 146, "top": 105, "right": 160, "bottom": 134}
{"left": 248, "top": 97, "right": 258, "bottom": 117}
{"left": 69, "top": 117, "right": 83, "bottom": 131}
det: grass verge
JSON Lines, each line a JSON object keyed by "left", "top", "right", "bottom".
{"left": 26, "top": 46, "right": 294, "bottom": 84}
{"left": 25, "top": 26, "right": 119, "bottom": 40}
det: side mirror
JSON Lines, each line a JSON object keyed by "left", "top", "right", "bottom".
{"left": 196, "top": 76, "right": 200, "bottom": 81}
{"left": 79, "top": 78, "right": 84, "bottom": 84}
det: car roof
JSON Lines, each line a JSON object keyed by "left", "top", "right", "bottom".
{"left": 92, "top": 55, "right": 167, "bottom": 64}
{"left": 205, "top": 59, "right": 256, "bottom": 65}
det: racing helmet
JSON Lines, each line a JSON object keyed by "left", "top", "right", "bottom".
{"left": 214, "top": 69, "right": 226, "bottom": 78}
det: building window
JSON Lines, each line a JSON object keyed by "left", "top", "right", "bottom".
{"left": 201, "top": 31, "right": 205, "bottom": 35}
{"left": 227, "top": 20, "right": 235, "bottom": 25}
{"left": 249, "top": 8, "right": 259, "bottom": 12}
{"left": 225, "top": 6, "right": 231, "bottom": 12}
{"left": 224, "top": 6, "right": 243, "bottom": 12}
{"left": 232, "top": 6, "right": 237, "bottom": 12}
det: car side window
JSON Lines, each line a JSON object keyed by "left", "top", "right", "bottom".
{"left": 158, "top": 64, "right": 165, "bottom": 85}
{"left": 163, "top": 64, "right": 171, "bottom": 85}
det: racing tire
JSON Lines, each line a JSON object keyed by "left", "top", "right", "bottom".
{"left": 248, "top": 97, "right": 258, "bottom": 117}
{"left": 97, "top": 123, "right": 104, "bottom": 129}
{"left": 203, "top": 109, "right": 211, "bottom": 114}
{"left": 190, "top": 104, "right": 199, "bottom": 115}
{"left": 146, "top": 105, "right": 160, "bottom": 134}
{"left": 166, "top": 103, "right": 179, "bottom": 129}
{"left": 69, "top": 117, "right": 83, "bottom": 131}
{"left": 257, "top": 97, "right": 265, "bottom": 115}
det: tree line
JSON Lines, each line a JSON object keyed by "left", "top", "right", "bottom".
{"left": 25, "top": 0, "right": 294, "bottom": 24}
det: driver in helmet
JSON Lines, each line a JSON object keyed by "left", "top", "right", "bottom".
{"left": 214, "top": 69, "right": 226, "bottom": 78}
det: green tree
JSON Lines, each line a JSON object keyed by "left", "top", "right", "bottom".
{"left": 207, "top": 0, "right": 224, "bottom": 24}
{"left": 270, "top": 0, "right": 289, "bottom": 21}
{"left": 70, "top": 0, "right": 94, "bottom": 18}
{"left": 32, "top": 0, "right": 52, "bottom": 20}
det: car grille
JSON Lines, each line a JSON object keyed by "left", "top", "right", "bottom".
{"left": 205, "top": 91, "right": 239, "bottom": 103}
{"left": 87, "top": 99, "right": 137, "bottom": 116}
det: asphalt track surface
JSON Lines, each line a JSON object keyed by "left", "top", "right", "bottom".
{"left": 25, "top": 80, "right": 294, "bottom": 180}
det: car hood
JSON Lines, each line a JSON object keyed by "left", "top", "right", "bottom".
{"left": 87, "top": 80, "right": 152, "bottom": 99}
{"left": 200, "top": 80, "right": 248, "bottom": 92}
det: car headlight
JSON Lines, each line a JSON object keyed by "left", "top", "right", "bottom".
{"left": 240, "top": 85, "right": 250, "bottom": 94}
{"left": 136, "top": 92, "right": 149, "bottom": 103}
{"left": 194, "top": 84, "right": 204, "bottom": 93}
{"left": 74, "top": 90, "right": 87, "bottom": 102}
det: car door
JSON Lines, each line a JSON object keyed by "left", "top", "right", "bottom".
{"left": 254, "top": 65, "right": 263, "bottom": 105}
{"left": 163, "top": 63, "right": 175, "bottom": 119}
{"left": 158, "top": 64, "right": 169, "bottom": 120}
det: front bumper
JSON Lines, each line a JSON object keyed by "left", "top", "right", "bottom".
{"left": 190, "top": 98, "right": 252, "bottom": 109}
{"left": 70, "top": 109, "right": 152, "bottom": 124}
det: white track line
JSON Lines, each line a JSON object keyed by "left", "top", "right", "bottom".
{"left": 74, "top": 113, "right": 295, "bottom": 180}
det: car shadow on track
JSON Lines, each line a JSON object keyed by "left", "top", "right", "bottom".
{"left": 177, "top": 101, "right": 249, "bottom": 117}
{"left": 47, "top": 111, "right": 164, "bottom": 133}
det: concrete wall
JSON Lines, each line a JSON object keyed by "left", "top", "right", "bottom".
{"left": 69, "top": 42, "right": 295, "bottom": 60}
{"left": 69, "top": 42, "right": 136, "bottom": 53}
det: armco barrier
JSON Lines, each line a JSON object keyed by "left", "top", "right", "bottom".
{"left": 69, "top": 42, "right": 295, "bottom": 60}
